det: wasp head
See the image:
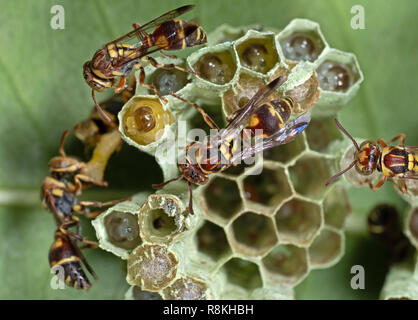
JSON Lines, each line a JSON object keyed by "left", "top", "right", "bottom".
{"left": 83, "top": 61, "right": 109, "bottom": 92}
{"left": 48, "top": 156, "right": 83, "bottom": 180}
{"left": 178, "top": 161, "right": 208, "bottom": 185}
{"left": 354, "top": 140, "right": 381, "bottom": 175}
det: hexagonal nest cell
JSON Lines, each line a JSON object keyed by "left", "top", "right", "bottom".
{"left": 288, "top": 154, "right": 331, "bottom": 200}
{"left": 162, "top": 277, "right": 209, "bottom": 300}
{"left": 143, "top": 208, "right": 178, "bottom": 238}
{"left": 316, "top": 54, "right": 361, "bottom": 93}
{"left": 275, "top": 198, "right": 322, "bottom": 245}
{"left": 263, "top": 133, "right": 306, "bottom": 164}
{"left": 127, "top": 244, "right": 178, "bottom": 291}
{"left": 221, "top": 258, "right": 263, "bottom": 291}
{"left": 305, "top": 116, "right": 343, "bottom": 153}
{"left": 236, "top": 35, "right": 279, "bottom": 74}
{"left": 196, "top": 220, "right": 232, "bottom": 261}
{"left": 203, "top": 177, "right": 242, "bottom": 221}
{"left": 193, "top": 50, "right": 237, "bottom": 85}
{"left": 147, "top": 65, "right": 190, "bottom": 96}
{"left": 104, "top": 211, "right": 142, "bottom": 250}
{"left": 308, "top": 229, "right": 343, "bottom": 267}
{"left": 323, "top": 185, "right": 351, "bottom": 229}
{"left": 231, "top": 212, "right": 278, "bottom": 256}
{"left": 280, "top": 31, "right": 326, "bottom": 62}
{"left": 243, "top": 166, "right": 292, "bottom": 210}
{"left": 262, "top": 244, "right": 308, "bottom": 284}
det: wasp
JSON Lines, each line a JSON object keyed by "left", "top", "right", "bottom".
{"left": 42, "top": 130, "right": 127, "bottom": 288}
{"left": 368, "top": 204, "right": 412, "bottom": 263}
{"left": 83, "top": 5, "right": 207, "bottom": 125}
{"left": 153, "top": 76, "right": 311, "bottom": 214}
{"left": 325, "top": 119, "right": 418, "bottom": 192}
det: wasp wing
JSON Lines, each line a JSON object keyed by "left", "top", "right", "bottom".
{"left": 227, "top": 113, "right": 311, "bottom": 165}
{"left": 107, "top": 5, "right": 195, "bottom": 46}
{"left": 111, "top": 19, "right": 202, "bottom": 70}
{"left": 67, "top": 235, "right": 98, "bottom": 280}
{"left": 215, "top": 76, "right": 287, "bottom": 145}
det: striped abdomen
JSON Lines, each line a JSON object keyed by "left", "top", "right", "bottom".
{"left": 49, "top": 231, "right": 91, "bottom": 290}
{"left": 381, "top": 146, "right": 408, "bottom": 176}
{"left": 247, "top": 97, "right": 293, "bottom": 138}
{"left": 151, "top": 20, "right": 207, "bottom": 51}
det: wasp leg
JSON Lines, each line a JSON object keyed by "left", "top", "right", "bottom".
{"left": 188, "top": 181, "right": 194, "bottom": 215}
{"left": 92, "top": 89, "right": 118, "bottom": 128}
{"left": 138, "top": 63, "right": 168, "bottom": 103}
{"left": 58, "top": 218, "right": 99, "bottom": 249}
{"left": 169, "top": 92, "right": 219, "bottom": 129}
{"left": 368, "top": 175, "right": 387, "bottom": 191}
{"left": 389, "top": 134, "right": 406, "bottom": 146}
{"left": 377, "top": 139, "right": 388, "bottom": 148}
{"left": 74, "top": 174, "right": 108, "bottom": 193}
{"left": 142, "top": 56, "right": 198, "bottom": 76}
{"left": 114, "top": 76, "right": 127, "bottom": 94}
{"left": 394, "top": 178, "right": 408, "bottom": 193}
{"left": 159, "top": 50, "right": 178, "bottom": 59}
{"left": 59, "top": 130, "right": 70, "bottom": 157}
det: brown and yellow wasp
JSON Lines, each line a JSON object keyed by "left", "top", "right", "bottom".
{"left": 41, "top": 130, "right": 127, "bottom": 289}
{"left": 153, "top": 76, "right": 311, "bottom": 214}
{"left": 325, "top": 119, "right": 418, "bottom": 192}
{"left": 83, "top": 5, "right": 207, "bottom": 125}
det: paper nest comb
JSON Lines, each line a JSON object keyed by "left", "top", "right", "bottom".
{"left": 91, "top": 19, "right": 367, "bottom": 300}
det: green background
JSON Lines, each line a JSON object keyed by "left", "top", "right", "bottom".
{"left": 0, "top": 0, "right": 416, "bottom": 299}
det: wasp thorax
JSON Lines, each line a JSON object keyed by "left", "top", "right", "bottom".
{"left": 237, "top": 38, "right": 278, "bottom": 74}
{"left": 122, "top": 98, "right": 173, "bottom": 145}
{"left": 317, "top": 60, "right": 354, "bottom": 92}
{"left": 104, "top": 211, "right": 141, "bottom": 250}
{"left": 280, "top": 32, "right": 324, "bottom": 62}
{"left": 194, "top": 51, "right": 236, "bottom": 85}
{"left": 355, "top": 141, "right": 381, "bottom": 175}
{"left": 151, "top": 69, "right": 189, "bottom": 96}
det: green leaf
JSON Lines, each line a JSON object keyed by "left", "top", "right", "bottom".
{"left": 0, "top": 0, "right": 416, "bottom": 299}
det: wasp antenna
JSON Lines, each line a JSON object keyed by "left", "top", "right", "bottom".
{"left": 188, "top": 181, "right": 194, "bottom": 215}
{"left": 334, "top": 118, "right": 360, "bottom": 151}
{"left": 325, "top": 159, "right": 358, "bottom": 186}
{"left": 152, "top": 175, "right": 184, "bottom": 189}
{"left": 59, "top": 130, "right": 70, "bottom": 157}
{"left": 91, "top": 90, "right": 117, "bottom": 128}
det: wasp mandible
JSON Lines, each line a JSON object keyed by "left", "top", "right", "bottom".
{"left": 83, "top": 5, "right": 207, "bottom": 125}
{"left": 325, "top": 118, "right": 418, "bottom": 192}
{"left": 153, "top": 76, "right": 311, "bottom": 214}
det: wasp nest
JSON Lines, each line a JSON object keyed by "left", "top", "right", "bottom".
{"left": 93, "top": 19, "right": 364, "bottom": 299}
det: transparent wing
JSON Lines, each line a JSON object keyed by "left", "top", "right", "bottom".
{"left": 228, "top": 113, "right": 311, "bottom": 164}
{"left": 216, "top": 76, "right": 288, "bottom": 144}
{"left": 107, "top": 5, "right": 195, "bottom": 46}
